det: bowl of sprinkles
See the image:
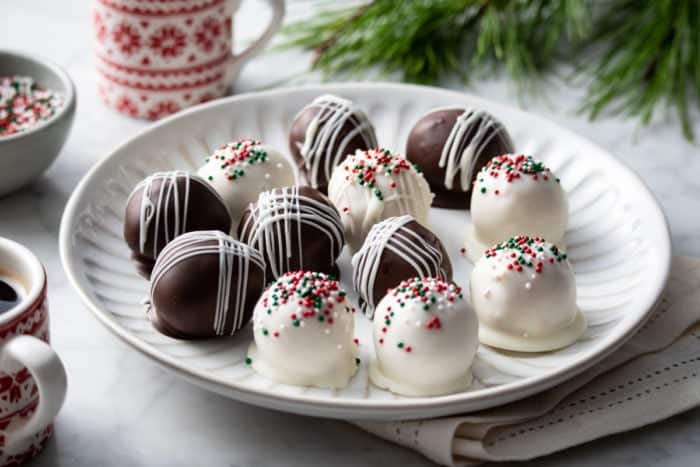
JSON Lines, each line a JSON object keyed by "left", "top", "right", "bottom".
{"left": 0, "top": 49, "right": 75, "bottom": 196}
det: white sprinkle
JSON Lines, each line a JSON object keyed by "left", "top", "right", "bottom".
{"left": 276, "top": 163, "right": 283, "bottom": 168}
{"left": 438, "top": 305, "right": 444, "bottom": 311}
{"left": 525, "top": 282, "right": 532, "bottom": 290}
{"left": 279, "top": 324, "right": 285, "bottom": 330}
{"left": 415, "top": 321, "right": 422, "bottom": 327}
{"left": 530, "top": 273, "right": 537, "bottom": 280}
{"left": 264, "top": 173, "right": 271, "bottom": 180}
{"left": 324, "top": 328, "right": 331, "bottom": 335}
{"left": 337, "top": 344, "right": 343, "bottom": 350}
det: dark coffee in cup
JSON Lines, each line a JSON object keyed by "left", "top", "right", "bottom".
{"left": 0, "top": 269, "right": 24, "bottom": 314}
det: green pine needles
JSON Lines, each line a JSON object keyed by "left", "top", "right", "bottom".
{"left": 282, "top": 0, "right": 700, "bottom": 140}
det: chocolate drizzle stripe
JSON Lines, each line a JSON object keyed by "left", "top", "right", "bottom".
{"left": 438, "top": 108, "right": 512, "bottom": 191}
{"left": 352, "top": 215, "right": 447, "bottom": 319}
{"left": 297, "top": 95, "right": 377, "bottom": 189}
{"left": 131, "top": 171, "right": 191, "bottom": 257}
{"left": 151, "top": 231, "right": 264, "bottom": 336}
{"left": 239, "top": 186, "right": 344, "bottom": 279}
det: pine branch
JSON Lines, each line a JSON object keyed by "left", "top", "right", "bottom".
{"left": 282, "top": 0, "right": 591, "bottom": 86}
{"left": 581, "top": 0, "right": 700, "bottom": 140}
{"left": 281, "top": 0, "right": 700, "bottom": 140}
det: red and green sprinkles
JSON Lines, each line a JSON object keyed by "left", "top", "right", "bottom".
{"left": 343, "top": 148, "right": 420, "bottom": 201}
{"left": 378, "top": 277, "right": 463, "bottom": 353}
{"left": 0, "top": 76, "right": 64, "bottom": 137}
{"left": 204, "top": 139, "right": 269, "bottom": 181}
{"left": 475, "top": 154, "right": 559, "bottom": 194}
{"left": 484, "top": 236, "right": 567, "bottom": 273}
{"left": 259, "top": 271, "right": 354, "bottom": 337}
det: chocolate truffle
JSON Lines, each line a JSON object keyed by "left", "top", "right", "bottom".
{"left": 124, "top": 171, "right": 231, "bottom": 279}
{"left": 289, "top": 95, "right": 378, "bottom": 193}
{"left": 352, "top": 215, "right": 452, "bottom": 319}
{"left": 198, "top": 139, "right": 296, "bottom": 232}
{"left": 406, "top": 107, "right": 514, "bottom": 209}
{"left": 464, "top": 154, "right": 568, "bottom": 262}
{"left": 238, "top": 186, "right": 345, "bottom": 281}
{"left": 470, "top": 236, "right": 586, "bottom": 352}
{"left": 247, "top": 271, "right": 358, "bottom": 388}
{"left": 149, "top": 231, "right": 265, "bottom": 339}
{"left": 328, "top": 148, "right": 434, "bottom": 251}
{"left": 370, "top": 277, "right": 478, "bottom": 396}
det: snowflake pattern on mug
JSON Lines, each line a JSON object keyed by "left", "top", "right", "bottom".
{"left": 93, "top": 0, "right": 235, "bottom": 120}
{"left": 195, "top": 17, "right": 222, "bottom": 53}
{"left": 0, "top": 292, "right": 54, "bottom": 465}
{"left": 111, "top": 21, "right": 142, "bottom": 56}
{"left": 149, "top": 25, "right": 187, "bottom": 59}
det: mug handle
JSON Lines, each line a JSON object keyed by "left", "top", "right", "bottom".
{"left": 232, "top": 0, "right": 285, "bottom": 66}
{"left": 0, "top": 335, "right": 67, "bottom": 445}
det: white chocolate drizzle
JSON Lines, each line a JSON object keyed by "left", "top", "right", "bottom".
{"left": 151, "top": 231, "right": 265, "bottom": 336}
{"left": 239, "top": 186, "right": 344, "bottom": 279}
{"left": 352, "top": 215, "right": 449, "bottom": 319}
{"left": 130, "top": 171, "right": 191, "bottom": 257}
{"left": 297, "top": 95, "right": 377, "bottom": 188}
{"left": 439, "top": 108, "right": 512, "bottom": 191}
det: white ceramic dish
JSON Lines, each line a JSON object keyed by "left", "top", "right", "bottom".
{"left": 59, "top": 83, "right": 670, "bottom": 420}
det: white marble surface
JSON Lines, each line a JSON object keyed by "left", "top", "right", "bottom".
{"left": 1, "top": 1, "right": 699, "bottom": 466}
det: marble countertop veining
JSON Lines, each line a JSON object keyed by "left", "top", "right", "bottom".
{"left": 1, "top": 1, "right": 699, "bottom": 466}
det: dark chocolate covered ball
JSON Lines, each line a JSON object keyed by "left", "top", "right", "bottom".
{"left": 406, "top": 108, "right": 514, "bottom": 209}
{"left": 149, "top": 231, "right": 265, "bottom": 339}
{"left": 352, "top": 215, "right": 452, "bottom": 319}
{"left": 238, "top": 185, "right": 345, "bottom": 281}
{"left": 289, "top": 94, "right": 378, "bottom": 193}
{"left": 124, "top": 171, "right": 231, "bottom": 279}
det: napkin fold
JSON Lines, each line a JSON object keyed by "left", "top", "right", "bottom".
{"left": 354, "top": 256, "right": 700, "bottom": 466}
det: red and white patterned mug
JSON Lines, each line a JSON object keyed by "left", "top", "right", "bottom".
{"left": 92, "top": 0, "right": 285, "bottom": 119}
{"left": 0, "top": 238, "right": 67, "bottom": 466}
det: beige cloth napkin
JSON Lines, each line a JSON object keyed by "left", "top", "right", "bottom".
{"left": 355, "top": 256, "right": 700, "bottom": 466}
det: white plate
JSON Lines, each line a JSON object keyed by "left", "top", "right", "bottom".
{"left": 59, "top": 83, "right": 670, "bottom": 420}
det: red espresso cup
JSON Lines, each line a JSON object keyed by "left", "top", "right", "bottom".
{"left": 92, "top": 0, "right": 285, "bottom": 119}
{"left": 0, "top": 238, "right": 67, "bottom": 466}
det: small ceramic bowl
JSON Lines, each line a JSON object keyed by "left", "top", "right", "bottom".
{"left": 0, "top": 49, "right": 76, "bottom": 197}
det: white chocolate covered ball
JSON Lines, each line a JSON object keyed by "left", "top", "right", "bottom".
{"left": 198, "top": 139, "right": 295, "bottom": 233}
{"left": 369, "top": 277, "right": 478, "bottom": 396}
{"left": 470, "top": 236, "right": 586, "bottom": 352}
{"left": 328, "top": 148, "right": 434, "bottom": 250}
{"left": 464, "top": 154, "right": 567, "bottom": 261}
{"left": 247, "top": 271, "right": 358, "bottom": 388}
